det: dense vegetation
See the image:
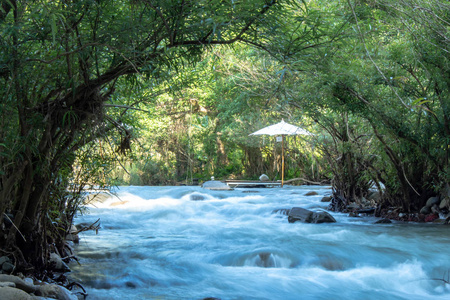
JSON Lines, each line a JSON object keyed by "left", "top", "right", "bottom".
{"left": 0, "top": 0, "right": 449, "bottom": 274}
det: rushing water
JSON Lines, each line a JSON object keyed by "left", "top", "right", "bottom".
{"left": 70, "top": 185, "right": 450, "bottom": 300}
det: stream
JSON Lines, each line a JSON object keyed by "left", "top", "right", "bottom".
{"left": 69, "top": 185, "right": 450, "bottom": 299}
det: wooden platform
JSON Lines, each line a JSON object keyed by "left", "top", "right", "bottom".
{"left": 224, "top": 180, "right": 282, "bottom": 188}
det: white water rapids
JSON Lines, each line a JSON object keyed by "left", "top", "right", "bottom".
{"left": 69, "top": 185, "right": 450, "bottom": 299}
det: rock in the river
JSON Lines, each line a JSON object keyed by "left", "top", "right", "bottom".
{"left": 288, "top": 207, "right": 336, "bottom": 224}
{"left": 304, "top": 191, "right": 318, "bottom": 196}
{"left": 202, "top": 180, "right": 233, "bottom": 190}
{"left": 190, "top": 194, "right": 206, "bottom": 201}
{"left": 320, "top": 196, "right": 331, "bottom": 202}
{"left": 313, "top": 211, "right": 337, "bottom": 223}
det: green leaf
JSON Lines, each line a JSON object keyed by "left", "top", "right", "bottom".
{"left": 50, "top": 14, "right": 57, "bottom": 44}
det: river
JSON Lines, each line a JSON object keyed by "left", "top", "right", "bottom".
{"left": 69, "top": 185, "right": 450, "bottom": 299}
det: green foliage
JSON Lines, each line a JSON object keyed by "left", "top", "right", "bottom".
{"left": 0, "top": 0, "right": 285, "bottom": 272}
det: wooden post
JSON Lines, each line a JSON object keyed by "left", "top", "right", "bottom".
{"left": 281, "top": 135, "right": 285, "bottom": 187}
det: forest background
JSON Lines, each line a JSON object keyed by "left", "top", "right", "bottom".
{"left": 0, "top": 0, "right": 449, "bottom": 274}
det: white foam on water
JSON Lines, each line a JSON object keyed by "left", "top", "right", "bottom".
{"left": 71, "top": 186, "right": 450, "bottom": 300}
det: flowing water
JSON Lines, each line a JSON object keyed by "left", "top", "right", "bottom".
{"left": 70, "top": 185, "right": 450, "bottom": 299}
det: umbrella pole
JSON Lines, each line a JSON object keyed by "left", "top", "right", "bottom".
{"left": 281, "top": 135, "right": 285, "bottom": 187}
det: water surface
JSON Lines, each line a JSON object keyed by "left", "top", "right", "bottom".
{"left": 70, "top": 185, "right": 450, "bottom": 299}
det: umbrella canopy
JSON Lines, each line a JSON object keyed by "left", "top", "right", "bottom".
{"left": 249, "top": 120, "right": 314, "bottom": 137}
{"left": 249, "top": 120, "right": 313, "bottom": 187}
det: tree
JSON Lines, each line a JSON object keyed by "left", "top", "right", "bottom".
{"left": 0, "top": 0, "right": 284, "bottom": 272}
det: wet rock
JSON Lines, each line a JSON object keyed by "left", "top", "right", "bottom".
{"left": 0, "top": 282, "right": 15, "bottom": 288}
{"left": 348, "top": 212, "right": 359, "bottom": 217}
{"left": 320, "top": 196, "right": 331, "bottom": 202}
{"left": 313, "top": 211, "right": 337, "bottom": 223}
{"left": 288, "top": 207, "right": 313, "bottom": 223}
{"left": 0, "top": 286, "right": 32, "bottom": 300}
{"left": 420, "top": 206, "right": 431, "bottom": 214}
{"left": 49, "top": 253, "right": 70, "bottom": 272}
{"left": 189, "top": 194, "right": 206, "bottom": 201}
{"left": 202, "top": 180, "right": 233, "bottom": 190}
{"left": 0, "top": 275, "right": 36, "bottom": 294}
{"left": 288, "top": 207, "right": 336, "bottom": 224}
{"left": 36, "top": 284, "right": 77, "bottom": 300}
{"left": 65, "top": 225, "right": 80, "bottom": 244}
{"left": 304, "top": 191, "right": 318, "bottom": 196}
{"left": 375, "top": 218, "right": 392, "bottom": 224}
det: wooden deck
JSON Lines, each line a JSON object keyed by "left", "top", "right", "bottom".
{"left": 224, "top": 180, "right": 282, "bottom": 188}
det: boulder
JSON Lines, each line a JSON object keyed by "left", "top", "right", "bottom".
{"left": 288, "top": 207, "right": 336, "bottom": 224}
{"left": 0, "top": 275, "right": 37, "bottom": 293}
{"left": 312, "top": 211, "right": 337, "bottom": 223}
{"left": 36, "top": 284, "right": 77, "bottom": 300}
{"left": 320, "top": 196, "right": 331, "bottom": 202}
{"left": 259, "top": 174, "right": 270, "bottom": 181}
{"left": 0, "top": 282, "right": 15, "bottom": 288}
{"left": 426, "top": 196, "right": 440, "bottom": 207}
{"left": 202, "top": 180, "right": 233, "bottom": 190}
{"left": 431, "top": 204, "right": 440, "bottom": 214}
{"left": 0, "top": 286, "right": 32, "bottom": 300}
{"left": 65, "top": 225, "right": 80, "bottom": 243}
{"left": 189, "top": 194, "right": 206, "bottom": 201}
{"left": 2, "top": 262, "right": 14, "bottom": 273}
{"left": 440, "top": 196, "right": 450, "bottom": 210}
{"left": 420, "top": 205, "right": 431, "bottom": 214}
{"left": 49, "top": 253, "right": 70, "bottom": 272}
{"left": 304, "top": 191, "right": 318, "bottom": 196}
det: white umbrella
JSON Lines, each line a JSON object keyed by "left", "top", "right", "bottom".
{"left": 249, "top": 120, "right": 314, "bottom": 187}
